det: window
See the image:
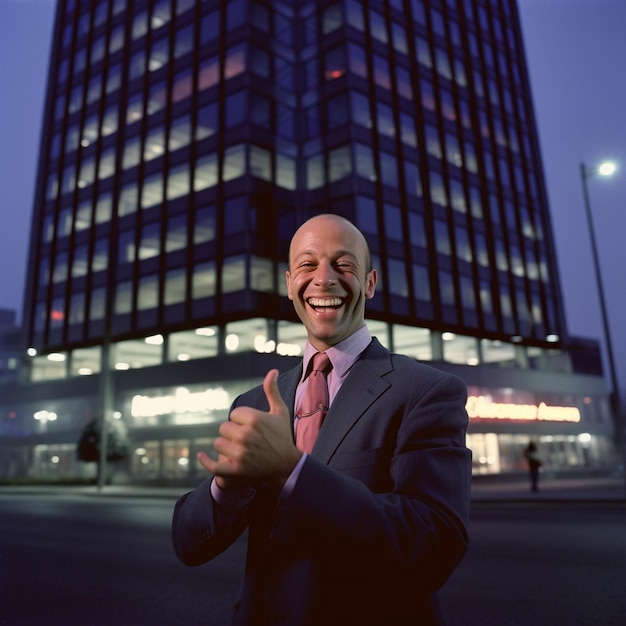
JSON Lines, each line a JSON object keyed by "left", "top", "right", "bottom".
{"left": 137, "top": 275, "right": 159, "bottom": 310}
{"left": 325, "top": 46, "right": 346, "bottom": 81}
{"left": 392, "top": 324, "right": 431, "bottom": 360}
{"left": 194, "top": 153, "right": 218, "bottom": 191}
{"left": 115, "top": 281, "right": 133, "bottom": 314}
{"left": 164, "top": 268, "right": 187, "bottom": 305}
{"left": 141, "top": 173, "right": 163, "bottom": 209}
{"left": 166, "top": 214, "right": 187, "bottom": 252}
{"left": 384, "top": 204, "right": 402, "bottom": 241}
{"left": 412, "top": 265, "right": 431, "bottom": 302}
{"left": 139, "top": 222, "right": 161, "bottom": 260}
{"left": 199, "top": 56, "right": 220, "bottom": 91}
{"left": 72, "top": 245, "right": 88, "bottom": 278}
{"left": 225, "top": 91, "right": 247, "bottom": 128}
{"left": 224, "top": 197, "right": 248, "bottom": 235}
{"left": 354, "top": 143, "right": 375, "bottom": 181}
{"left": 169, "top": 114, "right": 192, "bottom": 151}
{"left": 167, "top": 164, "right": 190, "bottom": 201}
{"left": 435, "top": 220, "right": 451, "bottom": 255}
{"left": 193, "top": 261, "right": 216, "bottom": 299}
{"left": 250, "top": 145, "right": 272, "bottom": 181}
{"left": 222, "top": 255, "right": 246, "bottom": 293}
{"left": 352, "top": 91, "right": 372, "bottom": 128}
{"left": 373, "top": 54, "right": 391, "bottom": 90}
{"left": 348, "top": 43, "right": 367, "bottom": 78}
{"left": 225, "top": 44, "right": 246, "bottom": 79}
{"left": 119, "top": 183, "right": 139, "bottom": 216}
{"left": 387, "top": 258, "right": 408, "bottom": 296}
{"left": 250, "top": 256, "right": 274, "bottom": 292}
{"left": 376, "top": 102, "right": 395, "bottom": 138}
{"left": 328, "top": 145, "right": 352, "bottom": 182}
{"left": 92, "top": 239, "right": 108, "bottom": 273}
{"left": 194, "top": 205, "right": 216, "bottom": 244}
{"left": 196, "top": 102, "right": 218, "bottom": 140}
{"left": 222, "top": 144, "right": 246, "bottom": 181}
{"left": 379, "top": 152, "right": 398, "bottom": 188}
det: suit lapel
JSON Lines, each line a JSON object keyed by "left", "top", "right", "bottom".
{"left": 277, "top": 365, "right": 302, "bottom": 435}
{"left": 312, "top": 339, "right": 393, "bottom": 464}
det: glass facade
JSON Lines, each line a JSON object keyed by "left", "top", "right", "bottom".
{"left": 25, "top": 0, "right": 564, "bottom": 352}
{"left": 2, "top": 0, "right": 616, "bottom": 483}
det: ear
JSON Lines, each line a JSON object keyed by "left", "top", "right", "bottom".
{"left": 365, "top": 269, "right": 377, "bottom": 299}
{"left": 285, "top": 270, "right": 294, "bottom": 300}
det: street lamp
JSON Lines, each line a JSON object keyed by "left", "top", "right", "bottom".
{"left": 579, "top": 161, "right": 623, "bottom": 480}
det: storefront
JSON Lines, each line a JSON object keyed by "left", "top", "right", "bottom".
{"left": 1, "top": 356, "right": 617, "bottom": 484}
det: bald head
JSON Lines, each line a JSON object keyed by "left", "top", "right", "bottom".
{"left": 289, "top": 214, "right": 372, "bottom": 272}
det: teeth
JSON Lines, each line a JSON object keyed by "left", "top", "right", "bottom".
{"left": 308, "top": 297, "right": 342, "bottom": 307}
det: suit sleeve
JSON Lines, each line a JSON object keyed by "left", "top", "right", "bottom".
{"left": 269, "top": 368, "right": 471, "bottom": 590}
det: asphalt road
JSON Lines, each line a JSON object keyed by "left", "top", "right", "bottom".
{"left": 1, "top": 492, "right": 624, "bottom": 625}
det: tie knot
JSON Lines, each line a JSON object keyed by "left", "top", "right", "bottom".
{"left": 310, "top": 352, "right": 331, "bottom": 376}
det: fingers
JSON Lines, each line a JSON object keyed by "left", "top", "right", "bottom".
{"left": 263, "top": 369, "right": 289, "bottom": 417}
{"left": 197, "top": 450, "right": 218, "bottom": 474}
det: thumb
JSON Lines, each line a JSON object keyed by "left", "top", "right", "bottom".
{"left": 263, "top": 369, "right": 289, "bottom": 417}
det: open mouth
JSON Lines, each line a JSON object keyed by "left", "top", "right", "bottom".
{"left": 307, "top": 297, "right": 343, "bottom": 311}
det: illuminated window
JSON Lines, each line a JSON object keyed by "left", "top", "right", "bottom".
{"left": 141, "top": 173, "right": 163, "bottom": 209}
{"left": 193, "top": 261, "right": 216, "bottom": 299}
{"left": 138, "top": 275, "right": 159, "bottom": 311}
{"left": 72, "top": 245, "right": 88, "bottom": 278}
{"left": 250, "top": 256, "right": 274, "bottom": 292}
{"left": 168, "top": 327, "right": 218, "bottom": 361}
{"left": 167, "top": 164, "right": 190, "bottom": 200}
{"left": 89, "top": 288, "right": 106, "bottom": 321}
{"left": 222, "top": 256, "right": 246, "bottom": 293}
{"left": 392, "top": 325, "right": 432, "bottom": 360}
{"left": 139, "top": 222, "right": 161, "bottom": 260}
{"left": 115, "top": 281, "right": 133, "bottom": 315}
{"left": 223, "top": 144, "right": 246, "bottom": 181}
{"left": 250, "top": 145, "right": 272, "bottom": 181}
{"left": 225, "top": 44, "right": 246, "bottom": 79}
{"left": 194, "top": 153, "right": 218, "bottom": 191}
{"left": 164, "top": 268, "right": 187, "bottom": 305}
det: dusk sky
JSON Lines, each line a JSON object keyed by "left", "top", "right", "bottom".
{"left": 1, "top": 0, "right": 624, "bottom": 401}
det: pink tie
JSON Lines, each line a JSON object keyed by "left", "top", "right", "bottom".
{"left": 296, "top": 352, "right": 331, "bottom": 454}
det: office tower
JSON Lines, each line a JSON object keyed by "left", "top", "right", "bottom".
{"left": 4, "top": 0, "right": 615, "bottom": 482}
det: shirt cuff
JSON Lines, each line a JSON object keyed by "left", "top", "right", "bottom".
{"left": 280, "top": 452, "right": 308, "bottom": 500}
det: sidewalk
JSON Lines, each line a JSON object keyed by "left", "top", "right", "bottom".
{"left": 470, "top": 473, "right": 626, "bottom": 503}
{"left": 1, "top": 474, "right": 625, "bottom": 503}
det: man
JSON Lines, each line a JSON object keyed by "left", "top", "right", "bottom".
{"left": 172, "top": 214, "right": 471, "bottom": 625}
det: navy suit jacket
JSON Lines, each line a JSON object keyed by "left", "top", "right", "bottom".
{"left": 172, "top": 338, "right": 472, "bottom": 625}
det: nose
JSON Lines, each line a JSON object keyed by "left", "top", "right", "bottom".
{"left": 313, "top": 260, "right": 337, "bottom": 286}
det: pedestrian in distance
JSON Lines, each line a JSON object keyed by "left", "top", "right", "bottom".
{"left": 524, "top": 440, "right": 542, "bottom": 492}
{"left": 172, "top": 214, "right": 472, "bottom": 625}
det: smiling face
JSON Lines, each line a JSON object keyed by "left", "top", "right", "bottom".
{"left": 286, "top": 215, "right": 377, "bottom": 351}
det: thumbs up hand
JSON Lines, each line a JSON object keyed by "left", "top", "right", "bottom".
{"left": 197, "top": 369, "right": 303, "bottom": 489}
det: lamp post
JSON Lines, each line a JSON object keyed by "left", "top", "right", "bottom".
{"left": 579, "top": 161, "right": 623, "bottom": 482}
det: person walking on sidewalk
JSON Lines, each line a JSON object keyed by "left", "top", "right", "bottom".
{"left": 524, "top": 441, "right": 542, "bottom": 492}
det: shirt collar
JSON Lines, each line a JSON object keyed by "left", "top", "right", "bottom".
{"left": 301, "top": 325, "right": 372, "bottom": 382}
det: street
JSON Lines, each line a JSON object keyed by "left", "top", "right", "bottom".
{"left": 1, "top": 491, "right": 624, "bottom": 625}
